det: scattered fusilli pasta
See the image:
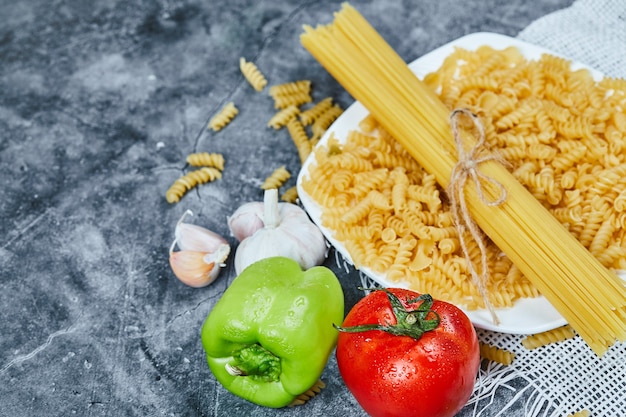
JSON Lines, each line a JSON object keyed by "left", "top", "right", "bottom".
{"left": 186, "top": 152, "right": 225, "bottom": 171}
{"left": 261, "top": 166, "right": 291, "bottom": 190}
{"left": 479, "top": 342, "right": 516, "bottom": 366}
{"left": 300, "top": 97, "right": 334, "bottom": 126}
{"left": 166, "top": 167, "right": 222, "bottom": 203}
{"left": 207, "top": 102, "right": 238, "bottom": 132}
{"left": 281, "top": 186, "right": 299, "bottom": 203}
{"left": 567, "top": 410, "right": 591, "bottom": 417}
{"left": 268, "top": 105, "right": 300, "bottom": 129}
{"left": 273, "top": 90, "right": 312, "bottom": 109}
{"left": 522, "top": 325, "right": 577, "bottom": 349}
{"left": 240, "top": 57, "right": 268, "bottom": 92}
{"left": 269, "top": 80, "right": 311, "bottom": 98}
{"left": 287, "top": 118, "right": 313, "bottom": 164}
{"left": 312, "top": 103, "right": 343, "bottom": 140}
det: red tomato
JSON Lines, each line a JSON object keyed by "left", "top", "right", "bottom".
{"left": 335, "top": 288, "right": 480, "bottom": 417}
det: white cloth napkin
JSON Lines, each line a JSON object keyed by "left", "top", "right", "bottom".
{"left": 517, "top": 0, "right": 626, "bottom": 79}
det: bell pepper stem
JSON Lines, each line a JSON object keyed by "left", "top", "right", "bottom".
{"left": 226, "top": 343, "right": 282, "bottom": 382}
{"left": 334, "top": 289, "right": 440, "bottom": 340}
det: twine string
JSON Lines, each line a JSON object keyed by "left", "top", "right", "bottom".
{"left": 448, "top": 108, "right": 508, "bottom": 325}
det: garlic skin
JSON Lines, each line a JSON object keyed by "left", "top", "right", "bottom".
{"left": 176, "top": 210, "right": 229, "bottom": 251}
{"left": 233, "top": 188, "right": 327, "bottom": 275}
{"left": 227, "top": 202, "right": 264, "bottom": 241}
{"left": 169, "top": 210, "right": 231, "bottom": 287}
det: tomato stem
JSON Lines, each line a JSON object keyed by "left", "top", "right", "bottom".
{"left": 334, "top": 289, "right": 440, "bottom": 340}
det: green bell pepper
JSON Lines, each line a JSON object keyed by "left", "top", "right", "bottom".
{"left": 201, "top": 256, "right": 344, "bottom": 408}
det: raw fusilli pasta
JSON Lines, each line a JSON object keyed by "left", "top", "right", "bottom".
{"left": 273, "top": 91, "right": 312, "bottom": 109}
{"left": 358, "top": 113, "right": 378, "bottom": 132}
{"left": 311, "top": 104, "right": 344, "bottom": 140}
{"left": 268, "top": 105, "right": 300, "bottom": 129}
{"left": 300, "top": 97, "right": 334, "bottom": 126}
{"left": 280, "top": 185, "right": 299, "bottom": 203}
{"left": 240, "top": 57, "right": 268, "bottom": 92}
{"left": 521, "top": 325, "right": 576, "bottom": 349}
{"left": 165, "top": 167, "right": 222, "bottom": 203}
{"left": 207, "top": 102, "right": 238, "bottom": 132}
{"left": 287, "top": 118, "right": 312, "bottom": 164}
{"left": 261, "top": 166, "right": 291, "bottom": 190}
{"left": 567, "top": 410, "right": 591, "bottom": 417}
{"left": 269, "top": 80, "right": 311, "bottom": 98}
{"left": 479, "top": 342, "right": 515, "bottom": 366}
{"left": 186, "top": 152, "right": 225, "bottom": 170}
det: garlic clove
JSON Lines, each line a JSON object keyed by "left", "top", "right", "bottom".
{"left": 176, "top": 222, "right": 229, "bottom": 252}
{"left": 169, "top": 247, "right": 229, "bottom": 288}
{"left": 174, "top": 210, "right": 229, "bottom": 252}
{"left": 227, "top": 202, "right": 264, "bottom": 241}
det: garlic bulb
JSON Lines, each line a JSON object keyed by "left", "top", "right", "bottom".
{"left": 233, "top": 188, "right": 327, "bottom": 274}
{"left": 169, "top": 210, "right": 231, "bottom": 288}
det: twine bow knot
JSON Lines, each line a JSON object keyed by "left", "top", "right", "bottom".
{"left": 448, "top": 108, "right": 508, "bottom": 325}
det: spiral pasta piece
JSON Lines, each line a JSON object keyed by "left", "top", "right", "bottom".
{"left": 186, "top": 152, "right": 225, "bottom": 170}
{"left": 269, "top": 80, "right": 311, "bottom": 98}
{"left": 300, "top": 97, "right": 334, "bottom": 126}
{"left": 273, "top": 91, "right": 312, "bottom": 109}
{"left": 341, "top": 195, "right": 374, "bottom": 224}
{"left": 479, "top": 342, "right": 515, "bottom": 366}
{"left": 165, "top": 167, "right": 222, "bottom": 203}
{"left": 280, "top": 185, "right": 299, "bottom": 203}
{"left": 208, "top": 102, "right": 238, "bottom": 132}
{"left": 286, "top": 118, "right": 312, "bottom": 164}
{"left": 522, "top": 325, "right": 576, "bottom": 349}
{"left": 268, "top": 105, "right": 300, "bottom": 129}
{"left": 567, "top": 410, "right": 590, "bottom": 417}
{"left": 312, "top": 104, "right": 344, "bottom": 140}
{"left": 240, "top": 57, "right": 267, "bottom": 92}
{"left": 358, "top": 113, "right": 378, "bottom": 132}
{"left": 261, "top": 166, "right": 291, "bottom": 190}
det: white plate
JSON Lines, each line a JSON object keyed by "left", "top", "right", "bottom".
{"left": 297, "top": 32, "right": 620, "bottom": 334}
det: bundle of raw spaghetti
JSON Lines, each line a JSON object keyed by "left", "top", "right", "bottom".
{"left": 300, "top": 3, "right": 626, "bottom": 356}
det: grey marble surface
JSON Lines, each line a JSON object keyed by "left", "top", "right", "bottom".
{"left": 0, "top": 1, "right": 576, "bottom": 416}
